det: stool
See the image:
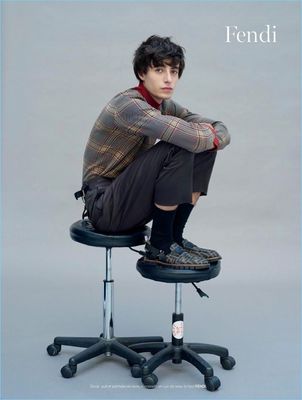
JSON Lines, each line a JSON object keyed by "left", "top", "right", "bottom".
{"left": 128, "top": 258, "right": 236, "bottom": 391}
{"left": 46, "top": 219, "right": 163, "bottom": 378}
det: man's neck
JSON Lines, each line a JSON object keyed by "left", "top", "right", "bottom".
{"left": 135, "top": 82, "right": 161, "bottom": 110}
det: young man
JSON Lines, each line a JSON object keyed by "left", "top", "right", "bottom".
{"left": 80, "top": 35, "right": 230, "bottom": 269}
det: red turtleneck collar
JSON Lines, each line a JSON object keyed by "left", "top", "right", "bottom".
{"left": 134, "top": 82, "right": 161, "bottom": 110}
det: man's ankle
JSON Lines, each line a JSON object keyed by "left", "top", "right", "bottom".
{"left": 174, "top": 237, "right": 184, "bottom": 247}
{"left": 146, "top": 241, "right": 170, "bottom": 258}
{"left": 149, "top": 239, "right": 172, "bottom": 254}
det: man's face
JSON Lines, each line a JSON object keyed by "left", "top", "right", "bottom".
{"left": 139, "top": 60, "right": 179, "bottom": 104}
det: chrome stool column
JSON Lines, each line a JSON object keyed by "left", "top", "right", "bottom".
{"left": 103, "top": 247, "right": 113, "bottom": 343}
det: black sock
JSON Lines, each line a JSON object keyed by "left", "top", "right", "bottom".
{"left": 173, "top": 203, "right": 194, "bottom": 245}
{"left": 150, "top": 206, "right": 177, "bottom": 253}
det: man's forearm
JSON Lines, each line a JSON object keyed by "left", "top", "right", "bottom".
{"left": 165, "top": 101, "right": 231, "bottom": 151}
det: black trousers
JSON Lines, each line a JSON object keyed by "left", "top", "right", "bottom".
{"left": 84, "top": 141, "right": 217, "bottom": 233}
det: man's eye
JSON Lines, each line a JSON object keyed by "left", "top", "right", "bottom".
{"left": 172, "top": 70, "right": 178, "bottom": 75}
{"left": 155, "top": 68, "right": 163, "bottom": 72}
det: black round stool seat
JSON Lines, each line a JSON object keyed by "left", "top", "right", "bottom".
{"left": 136, "top": 258, "right": 221, "bottom": 283}
{"left": 70, "top": 219, "right": 150, "bottom": 248}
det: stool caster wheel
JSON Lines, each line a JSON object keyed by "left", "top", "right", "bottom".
{"left": 142, "top": 373, "right": 158, "bottom": 389}
{"left": 61, "top": 364, "right": 77, "bottom": 378}
{"left": 47, "top": 343, "right": 61, "bottom": 356}
{"left": 205, "top": 376, "right": 220, "bottom": 392}
{"left": 221, "top": 355, "right": 236, "bottom": 370}
{"left": 130, "top": 364, "right": 142, "bottom": 378}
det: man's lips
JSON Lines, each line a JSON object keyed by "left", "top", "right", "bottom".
{"left": 162, "top": 87, "right": 173, "bottom": 91}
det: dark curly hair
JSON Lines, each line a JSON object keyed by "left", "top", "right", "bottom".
{"left": 133, "top": 35, "right": 185, "bottom": 81}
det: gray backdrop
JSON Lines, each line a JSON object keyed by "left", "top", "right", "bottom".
{"left": 2, "top": 1, "right": 300, "bottom": 399}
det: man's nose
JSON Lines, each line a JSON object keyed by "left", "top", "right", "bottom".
{"left": 164, "top": 71, "right": 172, "bottom": 82}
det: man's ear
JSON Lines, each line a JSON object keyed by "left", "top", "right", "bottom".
{"left": 138, "top": 72, "right": 145, "bottom": 81}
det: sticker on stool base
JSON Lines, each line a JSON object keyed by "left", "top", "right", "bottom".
{"left": 172, "top": 320, "right": 184, "bottom": 339}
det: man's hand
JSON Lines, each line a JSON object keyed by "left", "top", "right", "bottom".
{"left": 200, "top": 123, "right": 219, "bottom": 150}
{"left": 211, "top": 122, "right": 231, "bottom": 150}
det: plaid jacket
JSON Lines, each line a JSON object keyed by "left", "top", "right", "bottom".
{"left": 82, "top": 88, "right": 230, "bottom": 182}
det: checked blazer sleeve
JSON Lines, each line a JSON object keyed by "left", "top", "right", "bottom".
{"left": 162, "top": 100, "right": 231, "bottom": 151}
{"left": 114, "top": 93, "right": 219, "bottom": 154}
